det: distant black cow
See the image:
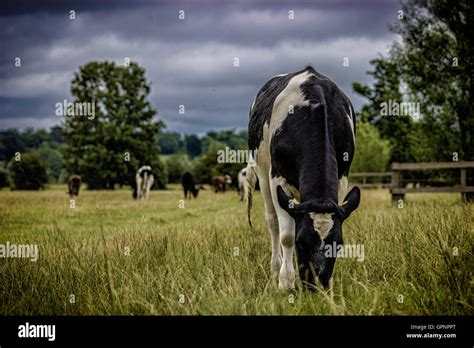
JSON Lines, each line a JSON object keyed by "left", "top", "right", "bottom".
{"left": 68, "top": 175, "right": 81, "bottom": 199}
{"left": 182, "top": 172, "right": 199, "bottom": 199}
{"left": 212, "top": 175, "right": 232, "bottom": 193}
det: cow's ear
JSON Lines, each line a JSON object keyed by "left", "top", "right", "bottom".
{"left": 341, "top": 186, "right": 361, "bottom": 220}
{"left": 277, "top": 185, "right": 300, "bottom": 218}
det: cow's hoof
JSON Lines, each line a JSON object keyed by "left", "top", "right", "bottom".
{"left": 270, "top": 260, "right": 282, "bottom": 279}
{"left": 278, "top": 276, "right": 295, "bottom": 290}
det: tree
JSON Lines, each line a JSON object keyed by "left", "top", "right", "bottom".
{"left": 8, "top": 152, "right": 48, "bottom": 190}
{"left": 352, "top": 57, "right": 421, "bottom": 164}
{"left": 193, "top": 145, "right": 244, "bottom": 186}
{"left": 37, "top": 143, "right": 64, "bottom": 183}
{"left": 62, "top": 60, "right": 166, "bottom": 189}
{"left": 163, "top": 154, "right": 192, "bottom": 183}
{"left": 390, "top": 0, "right": 474, "bottom": 197}
{"left": 185, "top": 134, "right": 202, "bottom": 159}
{"left": 0, "top": 167, "right": 9, "bottom": 188}
{"left": 0, "top": 129, "right": 25, "bottom": 163}
{"left": 157, "top": 131, "right": 185, "bottom": 154}
{"left": 351, "top": 122, "right": 392, "bottom": 173}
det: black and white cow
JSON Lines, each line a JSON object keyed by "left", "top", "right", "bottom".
{"left": 135, "top": 165, "right": 154, "bottom": 200}
{"left": 246, "top": 66, "right": 361, "bottom": 290}
{"left": 237, "top": 167, "right": 248, "bottom": 201}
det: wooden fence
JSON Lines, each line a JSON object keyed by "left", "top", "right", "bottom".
{"left": 390, "top": 161, "right": 474, "bottom": 202}
{"left": 350, "top": 172, "right": 392, "bottom": 188}
{"left": 351, "top": 161, "right": 474, "bottom": 202}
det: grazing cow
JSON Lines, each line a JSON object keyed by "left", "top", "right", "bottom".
{"left": 67, "top": 175, "right": 81, "bottom": 199}
{"left": 212, "top": 175, "right": 232, "bottom": 193}
{"left": 181, "top": 171, "right": 200, "bottom": 199}
{"left": 237, "top": 168, "right": 248, "bottom": 201}
{"left": 246, "top": 66, "right": 361, "bottom": 290}
{"left": 135, "top": 165, "right": 154, "bottom": 200}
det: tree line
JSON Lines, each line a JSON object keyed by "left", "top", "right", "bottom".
{"left": 1, "top": 0, "right": 471, "bottom": 197}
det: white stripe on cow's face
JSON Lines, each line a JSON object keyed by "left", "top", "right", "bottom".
{"left": 309, "top": 212, "right": 334, "bottom": 241}
{"left": 269, "top": 70, "right": 314, "bottom": 140}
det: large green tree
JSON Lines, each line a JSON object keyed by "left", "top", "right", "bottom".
{"left": 62, "top": 61, "right": 166, "bottom": 189}
{"left": 391, "top": 0, "right": 473, "bottom": 195}
{"left": 8, "top": 152, "right": 48, "bottom": 190}
{"left": 353, "top": 0, "right": 473, "bottom": 193}
{"left": 351, "top": 121, "right": 392, "bottom": 173}
{"left": 353, "top": 57, "right": 420, "bottom": 164}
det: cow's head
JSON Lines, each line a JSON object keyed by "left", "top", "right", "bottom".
{"left": 277, "top": 185, "right": 360, "bottom": 289}
{"left": 191, "top": 186, "right": 199, "bottom": 198}
{"left": 224, "top": 175, "right": 232, "bottom": 185}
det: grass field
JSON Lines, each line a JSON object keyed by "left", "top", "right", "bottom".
{"left": 0, "top": 184, "right": 472, "bottom": 315}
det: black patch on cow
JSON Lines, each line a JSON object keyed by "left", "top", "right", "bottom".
{"left": 139, "top": 169, "right": 153, "bottom": 179}
{"left": 248, "top": 67, "right": 315, "bottom": 151}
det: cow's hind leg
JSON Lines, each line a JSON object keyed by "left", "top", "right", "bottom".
{"left": 257, "top": 168, "right": 281, "bottom": 280}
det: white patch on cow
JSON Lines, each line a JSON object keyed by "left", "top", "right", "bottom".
{"left": 269, "top": 70, "right": 314, "bottom": 139}
{"left": 309, "top": 213, "right": 334, "bottom": 241}
{"left": 346, "top": 107, "right": 355, "bottom": 144}
{"left": 238, "top": 168, "right": 248, "bottom": 201}
{"left": 272, "top": 73, "right": 289, "bottom": 78}
{"left": 338, "top": 176, "right": 348, "bottom": 204}
{"left": 250, "top": 97, "right": 256, "bottom": 113}
{"left": 272, "top": 175, "right": 300, "bottom": 202}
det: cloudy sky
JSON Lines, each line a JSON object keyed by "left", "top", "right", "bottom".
{"left": 0, "top": 0, "right": 400, "bottom": 134}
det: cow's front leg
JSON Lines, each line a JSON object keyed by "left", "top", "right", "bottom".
{"left": 270, "top": 180, "right": 295, "bottom": 290}
{"left": 258, "top": 171, "right": 281, "bottom": 279}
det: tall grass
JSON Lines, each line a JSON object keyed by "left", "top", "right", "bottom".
{"left": 0, "top": 185, "right": 472, "bottom": 315}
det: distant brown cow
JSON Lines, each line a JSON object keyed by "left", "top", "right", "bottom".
{"left": 212, "top": 175, "right": 232, "bottom": 193}
{"left": 68, "top": 175, "right": 81, "bottom": 199}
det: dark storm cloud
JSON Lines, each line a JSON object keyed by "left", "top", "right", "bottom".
{"left": 0, "top": 0, "right": 400, "bottom": 133}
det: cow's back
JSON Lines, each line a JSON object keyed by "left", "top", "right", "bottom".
{"left": 248, "top": 66, "right": 355, "bottom": 182}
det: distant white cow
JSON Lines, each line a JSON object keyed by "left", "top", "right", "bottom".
{"left": 136, "top": 165, "right": 154, "bottom": 200}
{"left": 237, "top": 167, "right": 248, "bottom": 201}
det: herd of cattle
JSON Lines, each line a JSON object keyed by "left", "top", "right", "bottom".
{"left": 66, "top": 166, "right": 248, "bottom": 201}
{"left": 65, "top": 66, "right": 361, "bottom": 291}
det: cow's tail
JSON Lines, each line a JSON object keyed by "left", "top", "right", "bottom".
{"left": 246, "top": 161, "right": 257, "bottom": 228}
{"left": 143, "top": 171, "right": 148, "bottom": 191}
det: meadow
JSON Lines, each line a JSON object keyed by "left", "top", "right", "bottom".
{"left": 0, "top": 184, "right": 472, "bottom": 315}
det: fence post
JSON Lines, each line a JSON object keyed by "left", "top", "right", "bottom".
{"left": 390, "top": 163, "right": 404, "bottom": 204}
{"left": 460, "top": 168, "right": 467, "bottom": 202}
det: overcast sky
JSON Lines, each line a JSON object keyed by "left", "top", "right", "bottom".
{"left": 0, "top": 0, "right": 400, "bottom": 134}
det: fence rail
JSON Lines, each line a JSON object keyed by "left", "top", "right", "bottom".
{"left": 390, "top": 161, "right": 474, "bottom": 202}
{"left": 351, "top": 161, "right": 474, "bottom": 202}
{"left": 350, "top": 172, "right": 392, "bottom": 188}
